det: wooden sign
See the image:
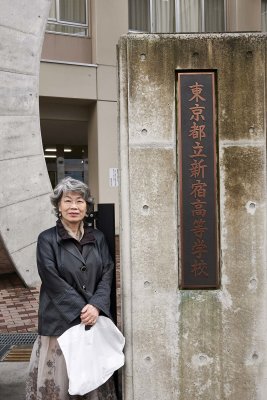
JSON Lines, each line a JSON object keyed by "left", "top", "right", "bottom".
{"left": 177, "top": 72, "right": 219, "bottom": 289}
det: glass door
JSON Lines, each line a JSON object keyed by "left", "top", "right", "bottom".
{"left": 44, "top": 145, "right": 88, "bottom": 187}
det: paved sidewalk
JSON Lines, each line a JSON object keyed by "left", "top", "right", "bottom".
{"left": 0, "top": 361, "right": 28, "bottom": 400}
{"left": 0, "top": 274, "right": 39, "bottom": 334}
{"left": 0, "top": 276, "right": 38, "bottom": 399}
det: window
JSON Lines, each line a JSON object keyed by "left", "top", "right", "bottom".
{"left": 177, "top": 0, "right": 225, "bottom": 32}
{"left": 204, "top": 0, "right": 225, "bottom": 32}
{"left": 129, "top": 0, "right": 151, "bottom": 32}
{"left": 129, "top": 0, "right": 225, "bottom": 33}
{"left": 152, "top": 0, "right": 175, "bottom": 32}
{"left": 129, "top": 0, "right": 175, "bottom": 32}
{"left": 262, "top": 0, "right": 267, "bottom": 30}
{"left": 177, "top": 0, "right": 202, "bottom": 32}
{"left": 46, "top": 0, "right": 89, "bottom": 36}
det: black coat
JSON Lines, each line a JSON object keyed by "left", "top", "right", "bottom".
{"left": 37, "top": 222, "right": 114, "bottom": 336}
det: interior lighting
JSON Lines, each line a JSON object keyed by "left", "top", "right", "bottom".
{"left": 44, "top": 155, "right": 57, "bottom": 158}
{"left": 45, "top": 148, "right": 57, "bottom": 152}
{"left": 64, "top": 148, "right": 72, "bottom": 152}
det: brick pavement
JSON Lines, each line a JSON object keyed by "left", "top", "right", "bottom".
{"left": 0, "top": 274, "right": 39, "bottom": 333}
{"left": 0, "top": 237, "right": 121, "bottom": 334}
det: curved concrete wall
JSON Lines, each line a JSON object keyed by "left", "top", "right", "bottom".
{"left": 0, "top": 0, "right": 54, "bottom": 286}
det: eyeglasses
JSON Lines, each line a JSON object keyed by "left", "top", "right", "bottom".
{"left": 62, "top": 199, "right": 86, "bottom": 206}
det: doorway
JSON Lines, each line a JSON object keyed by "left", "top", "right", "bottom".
{"left": 44, "top": 144, "right": 88, "bottom": 187}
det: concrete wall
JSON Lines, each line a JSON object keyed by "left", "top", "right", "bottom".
{"left": 40, "top": 62, "right": 97, "bottom": 99}
{"left": 118, "top": 33, "right": 267, "bottom": 399}
{"left": 41, "top": 33, "right": 92, "bottom": 64}
{"left": 0, "top": 0, "right": 54, "bottom": 285}
{"left": 91, "top": 0, "right": 128, "bottom": 66}
{"left": 91, "top": 0, "right": 128, "bottom": 233}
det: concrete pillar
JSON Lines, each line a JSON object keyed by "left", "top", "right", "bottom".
{"left": 90, "top": 0, "right": 128, "bottom": 233}
{"left": 97, "top": 100, "right": 120, "bottom": 232}
{"left": 118, "top": 33, "right": 267, "bottom": 400}
{"left": 91, "top": 0, "right": 128, "bottom": 66}
{"left": 0, "top": 0, "right": 54, "bottom": 286}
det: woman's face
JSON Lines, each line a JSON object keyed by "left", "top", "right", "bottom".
{"left": 58, "top": 191, "right": 87, "bottom": 225}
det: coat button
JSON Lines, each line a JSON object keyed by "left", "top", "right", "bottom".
{"left": 82, "top": 285, "right": 86, "bottom": 290}
{"left": 80, "top": 265, "right": 87, "bottom": 272}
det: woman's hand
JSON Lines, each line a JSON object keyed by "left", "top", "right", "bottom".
{"left": 80, "top": 304, "right": 99, "bottom": 326}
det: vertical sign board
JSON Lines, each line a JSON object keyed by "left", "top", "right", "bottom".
{"left": 177, "top": 72, "right": 219, "bottom": 289}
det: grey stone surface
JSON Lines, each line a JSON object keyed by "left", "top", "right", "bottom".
{"left": 0, "top": 0, "right": 50, "bottom": 36}
{"left": 0, "top": 26, "right": 40, "bottom": 75}
{"left": 118, "top": 33, "right": 267, "bottom": 399}
{"left": 12, "top": 243, "right": 45, "bottom": 286}
{"left": 0, "top": 72, "right": 38, "bottom": 116}
{"left": 0, "top": 156, "right": 51, "bottom": 208}
{"left": 0, "top": 194, "right": 55, "bottom": 254}
{"left": 0, "top": 0, "right": 54, "bottom": 285}
{"left": 0, "top": 116, "right": 43, "bottom": 160}
{"left": 0, "top": 362, "right": 28, "bottom": 400}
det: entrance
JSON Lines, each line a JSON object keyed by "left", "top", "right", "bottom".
{"left": 44, "top": 144, "right": 88, "bottom": 187}
{"left": 39, "top": 97, "right": 92, "bottom": 188}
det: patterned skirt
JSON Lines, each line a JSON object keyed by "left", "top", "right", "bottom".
{"left": 25, "top": 335, "right": 118, "bottom": 400}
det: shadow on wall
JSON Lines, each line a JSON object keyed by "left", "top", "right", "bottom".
{"left": 0, "top": 236, "right": 15, "bottom": 275}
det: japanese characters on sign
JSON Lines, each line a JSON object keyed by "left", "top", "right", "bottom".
{"left": 177, "top": 72, "right": 219, "bottom": 288}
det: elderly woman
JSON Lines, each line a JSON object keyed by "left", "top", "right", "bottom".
{"left": 26, "top": 177, "right": 117, "bottom": 400}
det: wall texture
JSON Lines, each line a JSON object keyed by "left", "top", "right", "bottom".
{"left": 118, "top": 33, "right": 267, "bottom": 400}
{"left": 0, "top": 0, "right": 54, "bottom": 286}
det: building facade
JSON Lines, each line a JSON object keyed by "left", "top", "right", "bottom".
{"left": 40, "top": 0, "right": 128, "bottom": 234}
{"left": 38, "top": 0, "right": 265, "bottom": 236}
{"left": 0, "top": 1, "right": 266, "bottom": 398}
{"left": 0, "top": 0, "right": 266, "bottom": 307}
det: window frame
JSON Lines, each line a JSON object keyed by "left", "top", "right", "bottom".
{"left": 129, "top": 0, "right": 226, "bottom": 33}
{"left": 128, "top": 0, "right": 152, "bottom": 33}
{"left": 176, "top": 0, "right": 226, "bottom": 32}
{"left": 262, "top": 0, "right": 267, "bottom": 31}
{"left": 46, "top": 0, "right": 90, "bottom": 37}
{"left": 203, "top": 0, "right": 226, "bottom": 32}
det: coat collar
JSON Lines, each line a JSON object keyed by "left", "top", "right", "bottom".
{"left": 56, "top": 220, "right": 96, "bottom": 263}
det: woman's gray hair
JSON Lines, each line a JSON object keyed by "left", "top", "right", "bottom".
{"left": 50, "top": 176, "right": 94, "bottom": 217}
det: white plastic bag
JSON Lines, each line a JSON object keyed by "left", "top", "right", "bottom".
{"left": 57, "top": 316, "right": 125, "bottom": 395}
